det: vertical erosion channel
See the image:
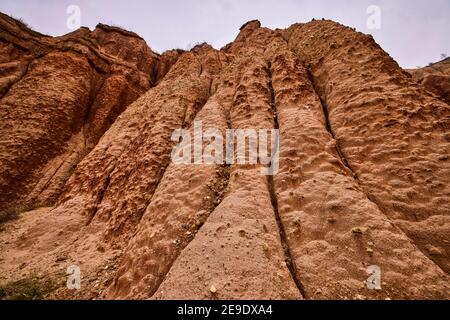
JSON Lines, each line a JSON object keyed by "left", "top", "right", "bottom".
{"left": 266, "top": 61, "right": 307, "bottom": 298}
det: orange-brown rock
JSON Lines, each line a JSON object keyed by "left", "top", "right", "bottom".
{"left": 0, "top": 12, "right": 180, "bottom": 219}
{"left": 408, "top": 57, "right": 450, "bottom": 105}
{"left": 0, "top": 13, "right": 448, "bottom": 300}
{"left": 284, "top": 20, "right": 450, "bottom": 275}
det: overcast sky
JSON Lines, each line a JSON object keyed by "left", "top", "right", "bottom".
{"left": 1, "top": 0, "right": 448, "bottom": 68}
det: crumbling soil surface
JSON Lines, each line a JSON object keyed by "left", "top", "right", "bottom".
{"left": 407, "top": 57, "right": 450, "bottom": 105}
{"left": 0, "top": 14, "right": 449, "bottom": 300}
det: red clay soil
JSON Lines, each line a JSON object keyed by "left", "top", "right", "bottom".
{"left": 0, "top": 14, "right": 448, "bottom": 300}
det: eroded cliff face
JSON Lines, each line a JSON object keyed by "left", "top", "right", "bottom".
{"left": 0, "top": 14, "right": 449, "bottom": 300}
{"left": 0, "top": 12, "right": 181, "bottom": 219}
{"left": 407, "top": 57, "right": 450, "bottom": 105}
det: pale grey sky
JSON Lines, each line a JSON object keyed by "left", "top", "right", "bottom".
{"left": 1, "top": 0, "right": 448, "bottom": 68}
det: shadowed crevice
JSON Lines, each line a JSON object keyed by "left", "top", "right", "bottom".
{"left": 146, "top": 106, "right": 232, "bottom": 299}
{"left": 136, "top": 91, "right": 214, "bottom": 228}
{"left": 0, "top": 58, "right": 33, "bottom": 100}
{"left": 86, "top": 166, "right": 113, "bottom": 226}
{"left": 266, "top": 61, "right": 308, "bottom": 299}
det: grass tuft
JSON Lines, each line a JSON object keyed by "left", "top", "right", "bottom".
{"left": 0, "top": 276, "right": 55, "bottom": 300}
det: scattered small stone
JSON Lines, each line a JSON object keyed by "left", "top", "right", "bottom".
{"left": 352, "top": 227, "right": 363, "bottom": 235}
{"left": 366, "top": 247, "right": 374, "bottom": 254}
{"left": 209, "top": 285, "right": 217, "bottom": 294}
{"left": 327, "top": 217, "right": 336, "bottom": 224}
{"left": 427, "top": 246, "right": 444, "bottom": 256}
{"left": 197, "top": 210, "right": 207, "bottom": 217}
